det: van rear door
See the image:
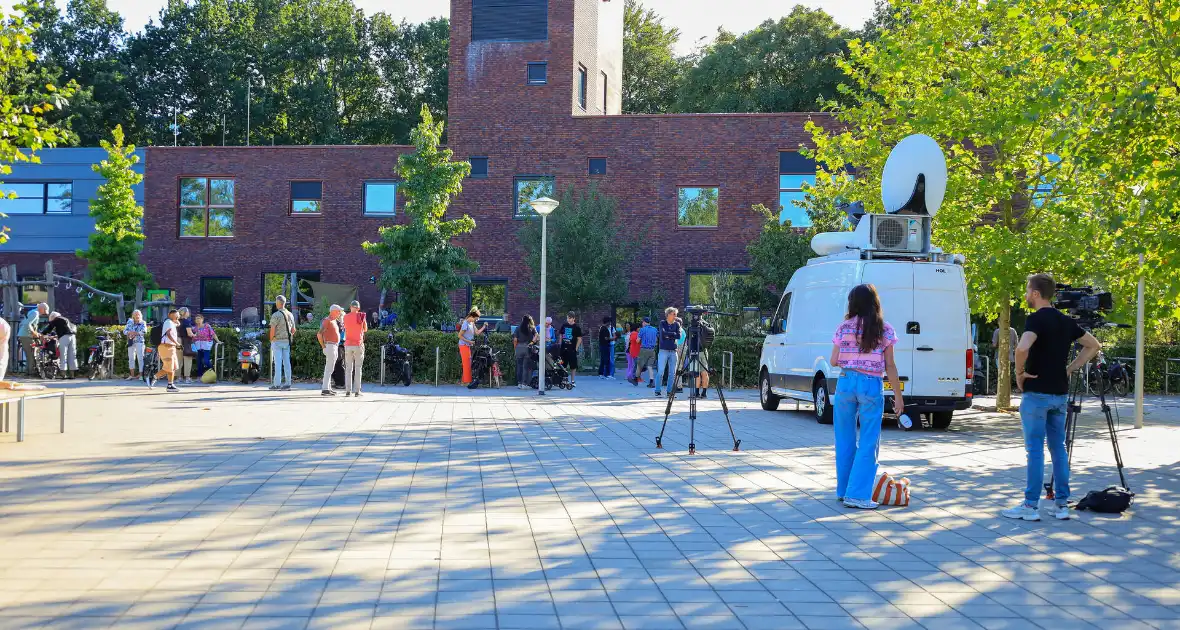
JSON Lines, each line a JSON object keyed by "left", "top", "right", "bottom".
{"left": 859, "top": 262, "right": 914, "bottom": 390}
{"left": 909, "top": 263, "right": 970, "bottom": 398}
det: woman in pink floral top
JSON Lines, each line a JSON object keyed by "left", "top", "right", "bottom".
{"left": 192, "top": 314, "right": 219, "bottom": 379}
{"left": 828, "top": 284, "right": 904, "bottom": 510}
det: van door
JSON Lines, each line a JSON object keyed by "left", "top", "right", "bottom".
{"left": 762, "top": 292, "right": 791, "bottom": 388}
{"left": 910, "top": 263, "right": 970, "bottom": 398}
{"left": 859, "top": 262, "right": 914, "bottom": 392}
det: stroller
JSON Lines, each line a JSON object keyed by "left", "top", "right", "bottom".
{"left": 528, "top": 342, "right": 572, "bottom": 390}
{"left": 468, "top": 332, "right": 502, "bottom": 389}
{"left": 382, "top": 331, "right": 413, "bottom": 386}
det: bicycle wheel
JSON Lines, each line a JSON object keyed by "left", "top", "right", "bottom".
{"left": 1112, "top": 367, "right": 1130, "bottom": 397}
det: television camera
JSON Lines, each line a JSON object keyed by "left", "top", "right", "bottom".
{"left": 1053, "top": 284, "right": 1114, "bottom": 330}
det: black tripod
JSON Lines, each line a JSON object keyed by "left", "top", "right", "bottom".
{"left": 655, "top": 311, "right": 741, "bottom": 454}
{"left": 1045, "top": 361, "right": 1130, "bottom": 502}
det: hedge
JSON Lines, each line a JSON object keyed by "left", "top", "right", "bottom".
{"left": 73, "top": 325, "right": 1180, "bottom": 393}
{"left": 973, "top": 342, "right": 1180, "bottom": 395}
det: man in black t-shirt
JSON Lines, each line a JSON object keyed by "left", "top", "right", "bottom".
{"left": 559, "top": 312, "right": 583, "bottom": 387}
{"left": 1002, "top": 273, "right": 1100, "bottom": 523}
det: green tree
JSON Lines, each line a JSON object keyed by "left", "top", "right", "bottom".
{"left": 801, "top": 0, "right": 1146, "bottom": 409}
{"left": 0, "top": 2, "right": 78, "bottom": 244}
{"left": 745, "top": 204, "right": 816, "bottom": 310}
{"left": 675, "top": 7, "right": 851, "bottom": 113}
{"left": 75, "top": 125, "right": 154, "bottom": 315}
{"left": 622, "top": 0, "right": 684, "bottom": 114}
{"left": 363, "top": 105, "right": 476, "bottom": 328}
{"left": 518, "top": 183, "right": 637, "bottom": 314}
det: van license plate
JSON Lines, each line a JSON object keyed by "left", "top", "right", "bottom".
{"left": 884, "top": 381, "right": 904, "bottom": 392}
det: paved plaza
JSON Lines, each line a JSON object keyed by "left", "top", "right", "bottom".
{"left": 2, "top": 379, "right": 1179, "bottom": 630}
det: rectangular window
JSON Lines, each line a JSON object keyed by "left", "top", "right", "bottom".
{"left": 1030, "top": 153, "right": 1061, "bottom": 208}
{"left": 514, "top": 176, "right": 555, "bottom": 218}
{"left": 179, "top": 177, "right": 234, "bottom": 238}
{"left": 677, "top": 187, "right": 719, "bottom": 227}
{"left": 201, "top": 277, "right": 234, "bottom": 313}
{"left": 262, "top": 271, "right": 320, "bottom": 319}
{"left": 472, "top": 0, "right": 547, "bottom": 42}
{"left": 0, "top": 182, "right": 73, "bottom": 215}
{"left": 291, "top": 181, "right": 323, "bottom": 214}
{"left": 686, "top": 271, "right": 761, "bottom": 335}
{"left": 577, "top": 65, "right": 588, "bottom": 110}
{"left": 601, "top": 71, "right": 608, "bottom": 111}
{"left": 364, "top": 181, "right": 397, "bottom": 216}
{"left": 469, "top": 281, "right": 507, "bottom": 319}
{"left": 470, "top": 157, "right": 488, "bottom": 178}
{"left": 527, "top": 62, "right": 547, "bottom": 85}
{"left": 18, "top": 275, "right": 47, "bottom": 306}
{"left": 588, "top": 158, "right": 607, "bottom": 176}
{"left": 779, "top": 151, "right": 817, "bottom": 227}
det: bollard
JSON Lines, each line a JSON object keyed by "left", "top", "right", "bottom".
{"left": 379, "top": 345, "right": 386, "bottom": 385}
{"left": 435, "top": 347, "right": 440, "bottom": 386}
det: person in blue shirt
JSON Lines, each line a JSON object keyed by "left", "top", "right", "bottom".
{"left": 17, "top": 303, "right": 48, "bottom": 377}
{"left": 634, "top": 316, "right": 659, "bottom": 387}
{"left": 655, "top": 307, "right": 683, "bottom": 396}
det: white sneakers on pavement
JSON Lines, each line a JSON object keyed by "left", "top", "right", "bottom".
{"left": 1001, "top": 504, "right": 1042, "bottom": 521}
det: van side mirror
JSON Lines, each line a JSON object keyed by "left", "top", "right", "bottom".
{"left": 761, "top": 317, "right": 773, "bottom": 333}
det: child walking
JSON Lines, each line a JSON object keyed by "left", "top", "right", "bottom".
{"left": 829, "top": 284, "right": 904, "bottom": 510}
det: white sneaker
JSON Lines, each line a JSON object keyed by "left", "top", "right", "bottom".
{"left": 1054, "top": 505, "right": 1071, "bottom": 520}
{"left": 843, "top": 498, "right": 879, "bottom": 510}
{"left": 1001, "top": 504, "right": 1041, "bottom": 521}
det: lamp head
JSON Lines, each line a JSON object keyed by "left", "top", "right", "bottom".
{"left": 531, "top": 196, "right": 559, "bottom": 216}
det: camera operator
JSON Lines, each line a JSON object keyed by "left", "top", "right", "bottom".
{"left": 1003, "top": 273, "right": 1101, "bottom": 522}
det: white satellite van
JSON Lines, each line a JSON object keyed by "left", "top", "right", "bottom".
{"left": 758, "top": 135, "right": 973, "bottom": 429}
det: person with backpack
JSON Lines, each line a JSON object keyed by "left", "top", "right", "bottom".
{"left": 268, "top": 295, "right": 296, "bottom": 391}
{"left": 40, "top": 312, "right": 78, "bottom": 379}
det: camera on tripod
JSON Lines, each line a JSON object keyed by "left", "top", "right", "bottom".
{"left": 683, "top": 305, "right": 723, "bottom": 350}
{"left": 1053, "top": 284, "right": 1113, "bottom": 328}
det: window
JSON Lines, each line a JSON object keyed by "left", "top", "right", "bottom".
{"left": 687, "top": 271, "right": 762, "bottom": 335}
{"left": 677, "top": 187, "right": 719, "bottom": 227}
{"left": 472, "top": 0, "right": 547, "bottom": 42}
{"left": 364, "top": 181, "right": 397, "bottom": 216}
{"left": 291, "top": 181, "right": 323, "bottom": 214}
{"left": 601, "top": 71, "right": 608, "bottom": 111}
{"left": 201, "top": 277, "right": 234, "bottom": 313}
{"left": 0, "top": 182, "right": 72, "bottom": 215}
{"left": 779, "top": 151, "right": 817, "bottom": 227}
{"left": 179, "top": 177, "right": 235, "bottom": 238}
{"left": 614, "top": 304, "right": 639, "bottom": 328}
{"left": 527, "top": 62, "right": 547, "bottom": 85}
{"left": 1030, "top": 154, "right": 1061, "bottom": 208}
{"left": 469, "top": 282, "right": 507, "bottom": 319}
{"left": 18, "top": 275, "right": 47, "bottom": 306}
{"left": 514, "top": 176, "right": 555, "bottom": 218}
{"left": 577, "top": 64, "right": 588, "bottom": 110}
{"left": 262, "top": 271, "right": 320, "bottom": 319}
{"left": 771, "top": 293, "right": 792, "bottom": 334}
{"left": 470, "top": 157, "right": 488, "bottom": 178}
{"left": 588, "top": 158, "right": 607, "bottom": 175}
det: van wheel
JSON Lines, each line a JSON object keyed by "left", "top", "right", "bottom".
{"left": 932, "top": 411, "right": 953, "bottom": 429}
{"left": 759, "top": 370, "right": 780, "bottom": 411}
{"left": 813, "top": 379, "right": 834, "bottom": 425}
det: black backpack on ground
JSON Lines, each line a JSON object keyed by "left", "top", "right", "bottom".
{"left": 1075, "top": 486, "right": 1134, "bottom": 514}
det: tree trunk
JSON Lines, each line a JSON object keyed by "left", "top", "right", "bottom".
{"left": 995, "top": 288, "right": 1013, "bottom": 410}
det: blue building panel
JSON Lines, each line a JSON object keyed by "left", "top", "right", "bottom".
{"left": 0, "top": 147, "right": 146, "bottom": 254}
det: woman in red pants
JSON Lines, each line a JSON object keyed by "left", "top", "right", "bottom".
{"left": 457, "top": 308, "right": 486, "bottom": 385}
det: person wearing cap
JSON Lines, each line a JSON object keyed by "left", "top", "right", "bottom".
{"left": 318, "top": 304, "right": 343, "bottom": 396}
{"left": 343, "top": 300, "right": 368, "bottom": 397}
{"left": 17, "top": 302, "right": 48, "bottom": 377}
{"left": 269, "top": 295, "right": 296, "bottom": 391}
{"left": 40, "top": 311, "right": 78, "bottom": 378}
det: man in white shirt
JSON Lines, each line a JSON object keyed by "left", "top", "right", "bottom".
{"left": 155, "top": 309, "right": 181, "bottom": 392}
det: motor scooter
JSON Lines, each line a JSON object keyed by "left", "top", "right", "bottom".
{"left": 236, "top": 327, "right": 263, "bottom": 384}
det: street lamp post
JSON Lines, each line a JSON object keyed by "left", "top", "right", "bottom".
{"left": 530, "top": 197, "right": 559, "bottom": 396}
{"left": 1133, "top": 189, "right": 1147, "bottom": 429}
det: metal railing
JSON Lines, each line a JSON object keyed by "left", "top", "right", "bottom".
{"left": 1167, "top": 358, "right": 1180, "bottom": 395}
{"left": 721, "top": 351, "right": 734, "bottom": 390}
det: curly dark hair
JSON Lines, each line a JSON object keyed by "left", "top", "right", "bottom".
{"left": 845, "top": 284, "right": 885, "bottom": 354}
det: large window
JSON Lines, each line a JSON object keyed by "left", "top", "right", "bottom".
{"left": 514, "top": 176, "right": 555, "bottom": 218}
{"left": 290, "top": 181, "right": 323, "bottom": 214}
{"left": 577, "top": 65, "right": 588, "bottom": 110}
{"left": 18, "top": 275, "right": 47, "bottom": 306}
{"left": 262, "top": 271, "right": 320, "bottom": 319}
{"left": 364, "top": 181, "right": 397, "bottom": 216}
{"left": 677, "top": 187, "right": 719, "bottom": 227}
{"left": 472, "top": 0, "right": 547, "bottom": 42}
{"left": 0, "top": 182, "right": 72, "bottom": 215}
{"left": 201, "top": 277, "right": 234, "bottom": 313}
{"left": 180, "top": 178, "right": 234, "bottom": 238}
{"left": 469, "top": 281, "right": 507, "bottom": 320}
{"left": 687, "top": 270, "right": 761, "bottom": 335}
{"left": 527, "top": 62, "right": 547, "bottom": 85}
{"left": 779, "top": 151, "right": 817, "bottom": 227}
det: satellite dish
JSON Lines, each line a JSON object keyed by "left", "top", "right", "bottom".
{"left": 881, "top": 134, "right": 947, "bottom": 216}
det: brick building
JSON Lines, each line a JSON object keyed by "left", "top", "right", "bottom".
{"left": 6, "top": 0, "right": 833, "bottom": 324}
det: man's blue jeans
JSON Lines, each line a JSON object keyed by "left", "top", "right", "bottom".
{"left": 655, "top": 349, "right": 678, "bottom": 393}
{"left": 272, "top": 340, "right": 292, "bottom": 387}
{"left": 833, "top": 370, "right": 884, "bottom": 501}
{"left": 1020, "top": 392, "right": 1070, "bottom": 508}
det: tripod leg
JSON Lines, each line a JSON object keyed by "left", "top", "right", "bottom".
{"left": 688, "top": 383, "right": 696, "bottom": 455}
{"left": 655, "top": 366, "right": 685, "bottom": 449}
{"left": 710, "top": 369, "right": 740, "bottom": 451}
{"left": 1101, "top": 393, "right": 1130, "bottom": 490}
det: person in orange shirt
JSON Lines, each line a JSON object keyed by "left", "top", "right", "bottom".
{"left": 317, "top": 304, "right": 343, "bottom": 396}
{"left": 342, "top": 300, "right": 368, "bottom": 397}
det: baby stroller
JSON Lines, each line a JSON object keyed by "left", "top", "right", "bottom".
{"left": 468, "top": 332, "right": 502, "bottom": 389}
{"left": 382, "top": 331, "right": 413, "bottom": 386}
{"left": 528, "top": 342, "right": 572, "bottom": 390}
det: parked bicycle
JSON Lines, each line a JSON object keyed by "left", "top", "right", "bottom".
{"left": 83, "top": 330, "right": 116, "bottom": 381}
{"left": 31, "top": 334, "right": 60, "bottom": 380}
{"left": 1086, "top": 351, "right": 1132, "bottom": 397}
